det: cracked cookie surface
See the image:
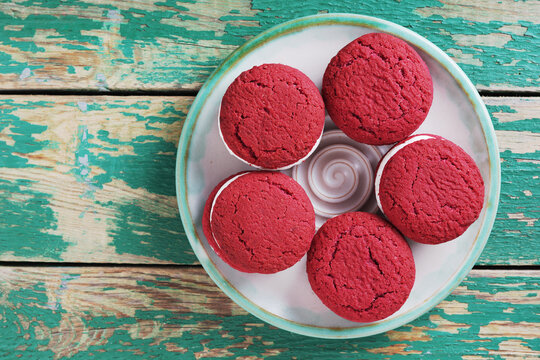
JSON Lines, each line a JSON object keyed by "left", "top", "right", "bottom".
{"left": 220, "top": 63, "right": 325, "bottom": 169}
{"left": 378, "top": 135, "right": 485, "bottom": 244}
{"left": 322, "top": 32, "right": 433, "bottom": 145}
{"left": 210, "top": 171, "right": 315, "bottom": 274}
{"left": 307, "top": 212, "right": 415, "bottom": 322}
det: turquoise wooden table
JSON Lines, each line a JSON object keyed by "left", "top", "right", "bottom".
{"left": 0, "top": 1, "right": 538, "bottom": 358}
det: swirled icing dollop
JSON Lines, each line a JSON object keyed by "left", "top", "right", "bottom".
{"left": 293, "top": 130, "right": 382, "bottom": 218}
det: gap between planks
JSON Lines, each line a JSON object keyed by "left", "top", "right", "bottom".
{"left": 0, "top": 89, "right": 537, "bottom": 97}
{"left": 0, "top": 261, "right": 538, "bottom": 270}
{"left": 0, "top": 89, "right": 199, "bottom": 97}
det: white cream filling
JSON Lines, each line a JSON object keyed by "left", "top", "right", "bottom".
{"left": 374, "top": 134, "right": 436, "bottom": 214}
{"left": 218, "top": 100, "right": 325, "bottom": 170}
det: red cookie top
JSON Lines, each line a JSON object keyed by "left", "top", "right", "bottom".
{"left": 376, "top": 135, "right": 485, "bottom": 244}
{"left": 307, "top": 212, "right": 415, "bottom": 323}
{"left": 220, "top": 63, "right": 325, "bottom": 169}
{"left": 210, "top": 171, "right": 315, "bottom": 274}
{"left": 202, "top": 172, "right": 252, "bottom": 272}
{"left": 322, "top": 33, "right": 433, "bottom": 145}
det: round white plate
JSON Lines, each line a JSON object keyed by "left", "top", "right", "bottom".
{"left": 176, "top": 14, "right": 500, "bottom": 338}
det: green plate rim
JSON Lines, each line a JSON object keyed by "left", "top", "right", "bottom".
{"left": 176, "top": 13, "right": 501, "bottom": 339}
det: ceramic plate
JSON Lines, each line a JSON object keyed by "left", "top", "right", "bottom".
{"left": 176, "top": 14, "right": 500, "bottom": 338}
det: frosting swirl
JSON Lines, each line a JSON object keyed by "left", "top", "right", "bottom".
{"left": 292, "top": 130, "right": 382, "bottom": 218}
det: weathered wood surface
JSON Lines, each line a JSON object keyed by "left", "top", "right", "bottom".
{"left": 0, "top": 0, "right": 537, "bottom": 358}
{"left": 0, "top": 96, "right": 188, "bottom": 264}
{"left": 0, "top": 267, "right": 538, "bottom": 359}
{"left": 0, "top": 96, "right": 538, "bottom": 265}
{"left": 0, "top": 1, "right": 538, "bottom": 358}
{"left": 0, "top": 0, "right": 538, "bottom": 92}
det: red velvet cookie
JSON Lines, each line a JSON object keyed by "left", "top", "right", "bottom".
{"left": 220, "top": 63, "right": 325, "bottom": 169}
{"left": 322, "top": 33, "right": 433, "bottom": 145}
{"left": 375, "top": 134, "right": 485, "bottom": 244}
{"left": 209, "top": 171, "right": 315, "bottom": 273}
{"left": 307, "top": 212, "right": 415, "bottom": 323}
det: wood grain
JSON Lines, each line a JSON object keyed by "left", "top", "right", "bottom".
{"left": 0, "top": 96, "right": 538, "bottom": 265}
{"left": 0, "top": 266, "right": 538, "bottom": 359}
{"left": 0, "top": 96, "right": 190, "bottom": 264}
{"left": 0, "top": 0, "right": 537, "bottom": 92}
{"left": 484, "top": 97, "right": 540, "bottom": 265}
{"left": 0, "top": 2, "right": 536, "bottom": 359}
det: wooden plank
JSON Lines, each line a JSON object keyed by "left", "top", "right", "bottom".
{"left": 484, "top": 97, "right": 539, "bottom": 265}
{"left": 0, "top": 96, "right": 538, "bottom": 265}
{"left": 0, "top": 96, "right": 190, "bottom": 264}
{"left": 0, "top": 0, "right": 537, "bottom": 92}
{"left": 0, "top": 267, "right": 538, "bottom": 359}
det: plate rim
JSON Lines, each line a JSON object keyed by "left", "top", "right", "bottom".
{"left": 176, "top": 13, "right": 501, "bottom": 339}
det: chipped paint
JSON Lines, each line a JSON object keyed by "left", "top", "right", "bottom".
{"left": 485, "top": 98, "right": 538, "bottom": 126}
{"left": 414, "top": 0, "right": 540, "bottom": 23}
{"left": 19, "top": 67, "right": 31, "bottom": 80}
{"left": 489, "top": 339, "right": 539, "bottom": 359}
{"left": 77, "top": 101, "right": 87, "bottom": 112}
{"left": 0, "top": 268, "right": 538, "bottom": 358}
{"left": 1, "top": 95, "right": 538, "bottom": 265}
{"left": 481, "top": 98, "right": 539, "bottom": 265}
{"left": 496, "top": 131, "right": 540, "bottom": 154}
{"left": 450, "top": 33, "right": 513, "bottom": 49}
{"left": 445, "top": 48, "right": 483, "bottom": 66}
{"left": 0, "top": 3, "right": 538, "bottom": 356}
{"left": 507, "top": 213, "right": 537, "bottom": 227}
{"left": 479, "top": 321, "right": 539, "bottom": 339}
{"left": 438, "top": 300, "right": 470, "bottom": 315}
{"left": 0, "top": 0, "right": 537, "bottom": 91}
{"left": 498, "top": 24, "right": 528, "bottom": 36}
{"left": 0, "top": 96, "right": 192, "bottom": 264}
{"left": 428, "top": 314, "right": 471, "bottom": 334}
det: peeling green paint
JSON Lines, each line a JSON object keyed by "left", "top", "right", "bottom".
{"left": 0, "top": 3, "right": 538, "bottom": 266}
{"left": 478, "top": 102, "right": 540, "bottom": 265}
{"left": 0, "top": 179, "right": 68, "bottom": 260}
{"left": 0, "top": 0, "right": 537, "bottom": 90}
{"left": 0, "top": 1, "right": 537, "bottom": 358}
{"left": 65, "top": 100, "right": 188, "bottom": 261}
{"left": 0, "top": 97, "right": 189, "bottom": 263}
{"left": 0, "top": 96, "right": 537, "bottom": 264}
{"left": 483, "top": 150, "right": 540, "bottom": 265}
{"left": 0, "top": 99, "right": 70, "bottom": 260}
{"left": 88, "top": 125, "right": 177, "bottom": 196}
{"left": 487, "top": 102, "right": 540, "bottom": 132}
{"left": 108, "top": 201, "right": 191, "bottom": 263}
{"left": 1, "top": 270, "right": 538, "bottom": 359}
{"left": 0, "top": 99, "right": 53, "bottom": 167}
